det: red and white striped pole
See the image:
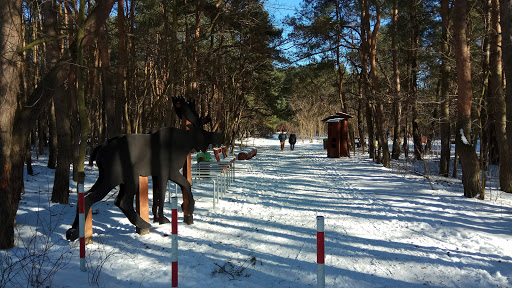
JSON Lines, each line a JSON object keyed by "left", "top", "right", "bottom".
{"left": 78, "top": 183, "right": 86, "bottom": 272}
{"left": 171, "top": 196, "right": 178, "bottom": 287}
{"left": 317, "top": 216, "right": 325, "bottom": 288}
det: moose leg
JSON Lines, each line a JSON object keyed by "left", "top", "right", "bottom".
{"left": 116, "top": 182, "right": 151, "bottom": 230}
{"left": 151, "top": 179, "right": 160, "bottom": 222}
{"left": 153, "top": 176, "right": 170, "bottom": 225}
{"left": 181, "top": 183, "right": 195, "bottom": 225}
{"left": 67, "top": 205, "right": 83, "bottom": 241}
{"left": 66, "top": 181, "right": 115, "bottom": 241}
{"left": 170, "top": 173, "right": 195, "bottom": 224}
{"left": 114, "top": 183, "right": 126, "bottom": 208}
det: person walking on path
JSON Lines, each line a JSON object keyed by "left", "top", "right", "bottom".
{"left": 278, "top": 130, "right": 287, "bottom": 151}
{"left": 289, "top": 133, "right": 297, "bottom": 151}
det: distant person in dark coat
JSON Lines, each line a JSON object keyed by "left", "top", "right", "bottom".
{"left": 278, "top": 130, "right": 287, "bottom": 150}
{"left": 289, "top": 133, "right": 297, "bottom": 151}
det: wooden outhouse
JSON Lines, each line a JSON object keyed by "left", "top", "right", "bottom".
{"left": 322, "top": 112, "right": 353, "bottom": 158}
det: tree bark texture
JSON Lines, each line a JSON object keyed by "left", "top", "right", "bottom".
{"left": 368, "top": 2, "right": 390, "bottom": 167}
{"left": 0, "top": 0, "right": 22, "bottom": 249}
{"left": 410, "top": 0, "right": 423, "bottom": 160}
{"left": 43, "top": 0, "right": 58, "bottom": 170}
{"left": 47, "top": 102, "right": 58, "bottom": 169}
{"left": 76, "top": 0, "right": 89, "bottom": 184}
{"left": 42, "top": 0, "right": 70, "bottom": 204}
{"left": 360, "top": 0, "right": 375, "bottom": 159}
{"left": 453, "top": 0, "right": 482, "bottom": 198}
{"left": 117, "top": 0, "right": 128, "bottom": 134}
{"left": 391, "top": 0, "right": 402, "bottom": 161}
{"left": 489, "top": 0, "right": 512, "bottom": 192}
{"left": 98, "top": 25, "right": 115, "bottom": 139}
{"left": 439, "top": 0, "right": 452, "bottom": 177}
{"left": 500, "top": 0, "right": 512, "bottom": 193}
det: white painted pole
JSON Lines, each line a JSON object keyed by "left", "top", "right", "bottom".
{"left": 213, "top": 179, "right": 216, "bottom": 210}
{"left": 317, "top": 216, "right": 325, "bottom": 288}
{"left": 171, "top": 196, "right": 178, "bottom": 287}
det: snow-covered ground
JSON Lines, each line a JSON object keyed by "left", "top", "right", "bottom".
{"left": 3, "top": 136, "right": 512, "bottom": 287}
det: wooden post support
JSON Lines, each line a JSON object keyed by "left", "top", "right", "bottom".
{"left": 182, "top": 116, "right": 192, "bottom": 185}
{"left": 184, "top": 153, "right": 191, "bottom": 184}
{"left": 182, "top": 115, "right": 193, "bottom": 224}
{"left": 136, "top": 176, "right": 150, "bottom": 235}
{"left": 78, "top": 183, "right": 93, "bottom": 247}
{"left": 85, "top": 208, "right": 93, "bottom": 244}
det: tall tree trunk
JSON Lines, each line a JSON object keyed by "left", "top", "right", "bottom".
{"left": 368, "top": 2, "right": 389, "bottom": 167}
{"left": 47, "top": 102, "right": 57, "bottom": 168}
{"left": 357, "top": 74, "right": 365, "bottom": 153}
{"left": 127, "top": 0, "right": 136, "bottom": 133}
{"left": 39, "top": 12, "right": 56, "bottom": 168}
{"left": 52, "top": 82, "right": 72, "bottom": 204}
{"left": 391, "top": 0, "right": 402, "bottom": 160}
{"left": 489, "top": 0, "right": 512, "bottom": 192}
{"left": 500, "top": 0, "right": 512, "bottom": 194}
{"left": 70, "top": 67, "right": 81, "bottom": 182}
{"left": 66, "top": 2, "right": 80, "bottom": 182}
{"left": 98, "top": 25, "right": 115, "bottom": 139}
{"left": 43, "top": 0, "right": 71, "bottom": 204}
{"left": 403, "top": 116, "right": 409, "bottom": 158}
{"left": 336, "top": 0, "right": 346, "bottom": 112}
{"left": 117, "top": 0, "right": 128, "bottom": 134}
{"left": 366, "top": 102, "right": 375, "bottom": 160}
{"left": 167, "top": 0, "right": 179, "bottom": 127}
{"left": 76, "top": 0, "right": 89, "bottom": 184}
{"left": 25, "top": 136, "right": 33, "bottom": 176}
{"left": 475, "top": 0, "right": 491, "bottom": 199}
{"left": 190, "top": 0, "right": 203, "bottom": 104}
{"left": 0, "top": 0, "right": 22, "bottom": 249}
{"left": 19, "top": 27, "right": 33, "bottom": 176}
{"left": 410, "top": 0, "right": 423, "bottom": 160}
{"left": 439, "top": 0, "right": 452, "bottom": 176}
{"left": 37, "top": 117, "right": 46, "bottom": 156}
{"left": 453, "top": 0, "right": 482, "bottom": 198}
{"left": 361, "top": 0, "right": 375, "bottom": 159}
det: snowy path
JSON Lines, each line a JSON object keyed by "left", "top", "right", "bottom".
{"left": 175, "top": 143, "right": 511, "bottom": 288}
{"left": 10, "top": 140, "right": 512, "bottom": 288}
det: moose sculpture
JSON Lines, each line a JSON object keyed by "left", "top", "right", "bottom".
{"left": 66, "top": 97, "right": 223, "bottom": 241}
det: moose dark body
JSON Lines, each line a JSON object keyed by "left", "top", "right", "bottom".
{"left": 66, "top": 98, "right": 223, "bottom": 241}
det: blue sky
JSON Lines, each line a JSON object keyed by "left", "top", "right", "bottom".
{"left": 264, "top": 0, "right": 304, "bottom": 64}
{"left": 264, "top": 0, "right": 303, "bottom": 29}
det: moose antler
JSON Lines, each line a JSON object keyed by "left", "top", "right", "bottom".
{"left": 199, "top": 114, "right": 211, "bottom": 127}
{"left": 172, "top": 96, "right": 184, "bottom": 119}
{"left": 172, "top": 97, "right": 200, "bottom": 126}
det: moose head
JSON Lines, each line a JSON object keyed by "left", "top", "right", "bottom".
{"left": 172, "top": 97, "right": 224, "bottom": 152}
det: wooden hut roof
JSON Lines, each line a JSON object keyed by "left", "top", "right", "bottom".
{"left": 321, "top": 112, "right": 353, "bottom": 122}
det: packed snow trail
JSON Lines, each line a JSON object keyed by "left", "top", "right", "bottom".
{"left": 12, "top": 138, "right": 512, "bottom": 288}
{"left": 175, "top": 142, "right": 511, "bottom": 288}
